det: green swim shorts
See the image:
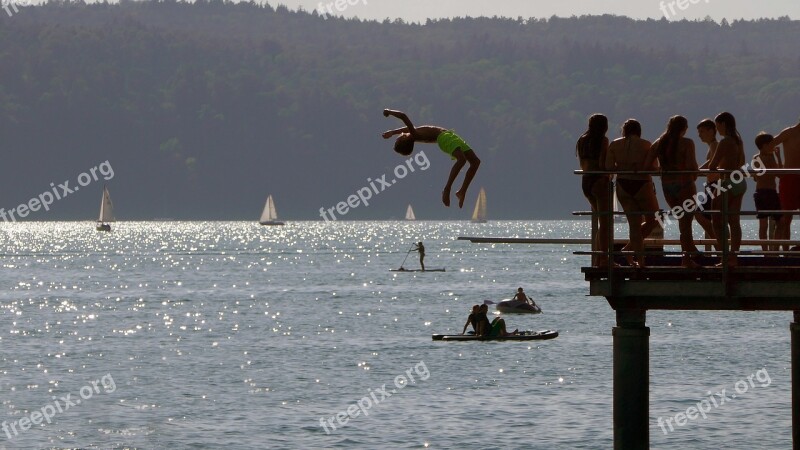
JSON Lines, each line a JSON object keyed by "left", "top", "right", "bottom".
{"left": 437, "top": 130, "right": 472, "bottom": 160}
{"left": 489, "top": 317, "right": 502, "bottom": 337}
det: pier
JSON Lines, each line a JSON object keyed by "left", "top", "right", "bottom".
{"left": 459, "top": 168, "right": 800, "bottom": 449}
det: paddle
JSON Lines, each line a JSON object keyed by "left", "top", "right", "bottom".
{"left": 397, "top": 243, "right": 415, "bottom": 270}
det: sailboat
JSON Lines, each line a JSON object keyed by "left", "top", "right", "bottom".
{"left": 405, "top": 204, "right": 416, "bottom": 221}
{"left": 471, "top": 188, "right": 487, "bottom": 223}
{"left": 96, "top": 186, "right": 114, "bottom": 232}
{"left": 259, "top": 195, "right": 285, "bottom": 226}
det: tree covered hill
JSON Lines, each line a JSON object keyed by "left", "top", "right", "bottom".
{"left": 1, "top": 3, "right": 799, "bottom": 220}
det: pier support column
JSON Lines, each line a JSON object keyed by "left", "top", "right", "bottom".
{"left": 613, "top": 308, "right": 649, "bottom": 450}
{"left": 792, "top": 311, "right": 800, "bottom": 450}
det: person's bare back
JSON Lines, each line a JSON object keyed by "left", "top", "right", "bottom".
{"left": 607, "top": 136, "right": 653, "bottom": 178}
{"left": 647, "top": 136, "right": 697, "bottom": 184}
{"left": 769, "top": 122, "right": 800, "bottom": 168}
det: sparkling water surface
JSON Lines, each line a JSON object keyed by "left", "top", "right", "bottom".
{"left": 0, "top": 221, "right": 791, "bottom": 449}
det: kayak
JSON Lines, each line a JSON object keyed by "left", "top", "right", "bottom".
{"left": 432, "top": 330, "right": 559, "bottom": 341}
{"left": 390, "top": 268, "right": 446, "bottom": 272}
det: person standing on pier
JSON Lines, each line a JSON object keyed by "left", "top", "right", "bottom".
{"left": 753, "top": 132, "right": 782, "bottom": 251}
{"left": 606, "top": 119, "right": 660, "bottom": 268}
{"left": 695, "top": 119, "right": 719, "bottom": 243}
{"left": 644, "top": 115, "right": 702, "bottom": 268}
{"left": 765, "top": 119, "right": 800, "bottom": 250}
{"left": 577, "top": 114, "right": 613, "bottom": 267}
{"left": 708, "top": 112, "right": 747, "bottom": 267}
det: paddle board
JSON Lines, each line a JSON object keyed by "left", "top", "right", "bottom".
{"left": 390, "top": 268, "right": 446, "bottom": 272}
{"left": 432, "top": 330, "right": 559, "bottom": 341}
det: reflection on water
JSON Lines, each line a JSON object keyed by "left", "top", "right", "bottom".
{"left": 0, "top": 221, "right": 790, "bottom": 449}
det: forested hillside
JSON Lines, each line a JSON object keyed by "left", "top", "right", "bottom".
{"left": 1, "top": 3, "right": 799, "bottom": 220}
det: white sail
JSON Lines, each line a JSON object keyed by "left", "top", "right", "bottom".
{"left": 260, "top": 195, "right": 278, "bottom": 222}
{"left": 97, "top": 186, "right": 115, "bottom": 223}
{"left": 268, "top": 196, "right": 278, "bottom": 221}
{"left": 405, "top": 204, "right": 416, "bottom": 221}
{"left": 471, "top": 188, "right": 487, "bottom": 223}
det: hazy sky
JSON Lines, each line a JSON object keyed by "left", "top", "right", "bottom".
{"left": 269, "top": 0, "right": 799, "bottom": 22}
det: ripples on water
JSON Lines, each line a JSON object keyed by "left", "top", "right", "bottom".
{"left": 0, "top": 221, "right": 791, "bottom": 449}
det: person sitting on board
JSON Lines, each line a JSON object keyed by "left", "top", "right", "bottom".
{"left": 382, "top": 109, "right": 481, "bottom": 208}
{"left": 474, "top": 304, "right": 492, "bottom": 336}
{"left": 487, "top": 316, "right": 519, "bottom": 338}
{"left": 412, "top": 241, "right": 425, "bottom": 271}
{"left": 474, "top": 304, "right": 518, "bottom": 337}
{"left": 461, "top": 305, "right": 481, "bottom": 335}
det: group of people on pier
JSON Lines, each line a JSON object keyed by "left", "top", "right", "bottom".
{"left": 578, "top": 112, "right": 800, "bottom": 268}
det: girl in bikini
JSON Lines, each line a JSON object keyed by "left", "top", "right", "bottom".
{"left": 577, "top": 114, "right": 613, "bottom": 267}
{"left": 606, "top": 119, "right": 661, "bottom": 267}
{"left": 709, "top": 111, "right": 747, "bottom": 267}
{"left": 644, "top": 116, "right": 702, "bottom": 268}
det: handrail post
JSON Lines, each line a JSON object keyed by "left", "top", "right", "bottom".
{"left": 608, "top": 176, "right": 615, "bottom": 286}
{"left": 722, "top": 186, "right": 729, "bottom": 286}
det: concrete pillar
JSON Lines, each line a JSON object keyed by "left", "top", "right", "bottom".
{"left": 613, "top": 308, "right": 650, "bottom": 450}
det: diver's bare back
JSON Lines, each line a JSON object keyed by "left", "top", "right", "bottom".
{"left": 412, "top": 126, "right": 446, "bottom": 143}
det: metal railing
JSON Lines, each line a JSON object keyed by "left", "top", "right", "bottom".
{"left": 574, "top": 168, "right": 800, "bottom": 288}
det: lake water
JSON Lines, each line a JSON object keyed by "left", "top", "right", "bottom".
{"left": 0, "top": 221, "right": 791, "bottom": 449}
